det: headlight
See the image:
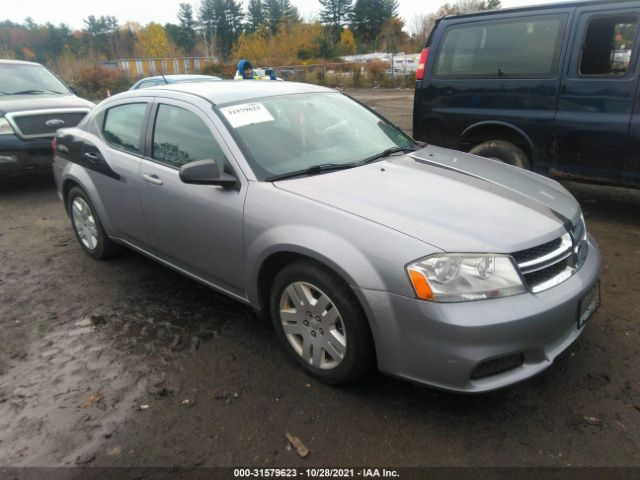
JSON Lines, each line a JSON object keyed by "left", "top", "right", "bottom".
{"left": 573, "top": 215, "right": 588, "bottom": 269}
{"left": 407, "top": 254, "right": 526, "bottom": 302}
{"left": 0, "top": 117, "right": 15, "bottom": 135}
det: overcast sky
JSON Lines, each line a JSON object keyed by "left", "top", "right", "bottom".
{"left": 4, "top": 0, "right": 564, "bottom": 31}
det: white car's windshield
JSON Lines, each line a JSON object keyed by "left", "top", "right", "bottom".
{"left": 217, "top": 93, "right": 415, "bottom": 180}
{"left": 0, "top": 63, "right": 69, "bottom": 95}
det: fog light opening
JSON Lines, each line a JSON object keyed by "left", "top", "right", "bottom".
{"left": 471, "top": 353, "right": 525, "bottom": 380}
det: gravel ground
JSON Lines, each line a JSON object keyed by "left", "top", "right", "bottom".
{"left": 0, "top": 89, "right": 639, "bottom": 469}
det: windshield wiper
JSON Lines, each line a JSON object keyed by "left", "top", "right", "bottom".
{"left": 266, "top": 163, "right": 358, "bottom": 182}
{"left": 10, "top": 89, "right": 65, "bottom": 95}
{"left": 356, "top": 145, "right": 418, "bottom": 166}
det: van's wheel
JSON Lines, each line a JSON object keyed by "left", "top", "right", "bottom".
{"left": 469, "top": 140, "right": 530, "bottom": 169}
{"left": 270, "top": 260, "right": 374, "bottom": 385}
{"left": 67, "top": 186, "right": 119, "bottom": 259}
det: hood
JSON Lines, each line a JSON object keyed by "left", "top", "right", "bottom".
{"left": 0, "top": 94, "right": 94, "bottom": 115}
{"left": 274, "top": 145, "right": 581, "bottom": 253}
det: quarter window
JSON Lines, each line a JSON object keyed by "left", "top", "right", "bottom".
{"left": 152, "top": 104, "right": 227, "bottom": 169}
{"left": 435, "top": 15, "right": 567, "bottom": 78}
{"left": 579, "top": 14, "right": 638, "bottom": 76}
{"left": 103, "top": 103, "right": 147, "bottom": 154}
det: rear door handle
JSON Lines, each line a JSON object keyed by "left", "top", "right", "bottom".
{"left": 142, "top": 173, "right": 163, "bottom": 185}
{"left": 83, "top": 152, "right": 99, "bottom": 162}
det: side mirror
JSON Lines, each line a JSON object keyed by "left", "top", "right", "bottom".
{"left": 179, "top": 159, "right": 237, "bottom": 187}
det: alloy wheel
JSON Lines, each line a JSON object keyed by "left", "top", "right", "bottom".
{"left": 71, "top": 197, "right": 98, "bottom": 251}
{"left": 279, "top": 281, "right": 347, "bottom": 369}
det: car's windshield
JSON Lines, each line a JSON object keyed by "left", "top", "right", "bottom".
{"left": 0, "top": 63, "right": 69, "bottom": 95}
{"left": 216, "top": 92, "right": 415, "bottom": 180}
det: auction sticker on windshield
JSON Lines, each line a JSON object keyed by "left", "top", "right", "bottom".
{"left": 220, "top": 103, "right": 274, "bottom": 128}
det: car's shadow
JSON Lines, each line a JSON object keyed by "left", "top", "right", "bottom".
{"left": 0, "top": 172, "right": 56, "bottom": 196}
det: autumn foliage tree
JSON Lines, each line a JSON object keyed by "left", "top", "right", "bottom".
{"left": 135, "top": 23, "right": 179, "bottom": 58}
{"left": 233, "top": 22, "right": 327, "bottom": 66}
{"left": 378, "top": 17, "right": 410, "bottom": 52}
{"left": 76, "top": 65, "right": 129, "bottom": 100}
{"left": 337, "top": 28, "right": 356, "bottom": 55}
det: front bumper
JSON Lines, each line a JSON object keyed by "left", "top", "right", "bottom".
{"left": 356, "top": 235, "right": 601, "bottom": 393}
{"left": 0, "top": 134, "right": 53, "bottom": 177}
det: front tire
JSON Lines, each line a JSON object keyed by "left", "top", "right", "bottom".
{"left": 469, "top": 140, "right": 530, "bottom": 169}
{"left": 67, "top": 186, "right": 119, "bottom": 259}
{"left": 270, "top": 260, "right": 374, "bottom": 385}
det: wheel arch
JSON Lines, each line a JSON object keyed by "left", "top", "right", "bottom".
{"left": 458, "top": 121, "right": 535, "bottom": 162}
{"left": 254, "top": 248, "right": 364, "bottom": 314}
{"left": 60, "top": 169, "right": 115, "bottom": 235}
{"left": 62, "top": 178, "right": 81, "bottom": 214}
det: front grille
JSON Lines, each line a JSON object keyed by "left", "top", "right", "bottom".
{"left": 9, "top": 110, "right": 88, "bottom": 138}
{"left": 512, "top": 237, "right": 562, "bottom": 264}
{"left": 522, "top": 257, "right": 570, "bottom": 287}
{"left": 513, "top": 232, "right": 576, "bottom": 293}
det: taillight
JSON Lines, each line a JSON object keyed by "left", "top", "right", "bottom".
{"left": 416, "top": 47, "right": 429, "bottom": 80}
{"left": 51, "top": 137, "right": 57, "bottom": 154}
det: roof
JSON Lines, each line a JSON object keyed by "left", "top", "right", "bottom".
{"left": 121, "top": 80, "right": 334, "bottom": 106}
{"left": 0, "top": 59, "right": 41, "bottom": 66}
{"left": 443, "top": 0, "right": 633, "bottom": 20}
{"left": 139, "top": 74, "right": 219, "bottom": 82}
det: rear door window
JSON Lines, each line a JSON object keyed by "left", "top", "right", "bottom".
{"left": 102, "top": 103, "right": 147, "bottom": 154}
{"left": 435, "top": 14, "right": 567, "bottom": 78}
{"left": 579, "top": 14, "right": 639, "bottom": 76}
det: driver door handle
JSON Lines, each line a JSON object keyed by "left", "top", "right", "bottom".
{"left": 142, "top": 173, "right": 163, "bottom": 185}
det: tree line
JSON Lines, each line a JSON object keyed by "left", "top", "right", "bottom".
{"left": 0, "top": 0, "right": 500, "bottom": 68}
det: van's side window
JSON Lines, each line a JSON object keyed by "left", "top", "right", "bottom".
{"left": 435, "top": 15, "right": 566, "bottom": 78}
{"left": 579, "top": 15, "right": 638, "bottom": 76}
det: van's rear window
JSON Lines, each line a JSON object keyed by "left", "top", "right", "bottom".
{"left": 434, "top": 14, "right": 567, "bottom": 79}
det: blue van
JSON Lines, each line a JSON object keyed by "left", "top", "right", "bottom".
{"left": 413, "top": 0, "right": 640, "bottom": 188}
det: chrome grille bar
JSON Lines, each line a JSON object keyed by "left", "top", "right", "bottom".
{"left": 518, "top": 233, "right": 573, "bottom": 274}
{"left": 513, "top": 225, "right": 586, "bottom": 293}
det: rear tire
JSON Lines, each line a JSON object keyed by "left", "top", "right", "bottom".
{"left": 270, "top": 260, "right": 374, "bottom": 385}
{"left": 67, "top": 186, "right": 120, "bottom": 259}
{"left": 469, "top": 140, "right": 530, "bottom": 169}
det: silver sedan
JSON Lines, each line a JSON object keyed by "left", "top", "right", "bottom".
{"left": 52, "top": 81, "right": 600, "bottom": 392}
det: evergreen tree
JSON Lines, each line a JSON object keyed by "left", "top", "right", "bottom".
{"left": 168, "top": 3, "right": 197, "bottom": 53}
{"left": 350, "top": 0, "right": 397, "bottom": 49}
{"left": 319, "top": 0, "right": 353, "bottom": 42}
{"left": 281, "top": 0, "right": 301, "bottom": 25}
{"left": 246, "top": 0, "right": 266, "bottom": 33}
{"left": 262, "top": 0, "right": 298, "bottom": 35}
{"left": 264, "top": 0, "right": 284, "bottom": 35}
{"left": 178, "top": 3, "right": 197, "bottom": 31}
{"left": 198, "top": 0, "right": 217, "bottom": 57}
{"left": 198, "top": 0, "right": 244, "bottom": 60}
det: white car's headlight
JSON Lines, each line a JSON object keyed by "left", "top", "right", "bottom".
{"left": 0, "top": 117, "right": 15, "bottom": 135}
{"left": 573, "top": 215, "right": 588, "bottom": 269}
{"left": 407, "top": 254, "right": 526, "bottom": 302}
